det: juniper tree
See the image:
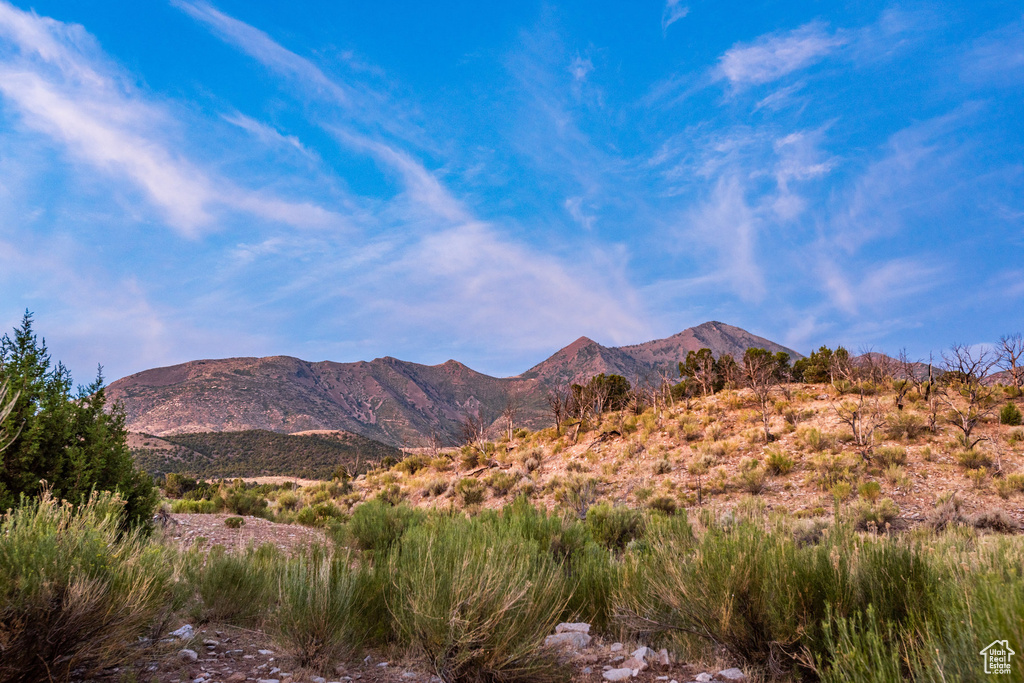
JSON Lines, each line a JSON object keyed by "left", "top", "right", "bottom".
{"left": 0, "top": 312, "right": 157, "bottom": 528}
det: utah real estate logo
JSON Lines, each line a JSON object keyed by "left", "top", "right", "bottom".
{"left": 980, "top": 640, "right": 1015, "bottom": 675}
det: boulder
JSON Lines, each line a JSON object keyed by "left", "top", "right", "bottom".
{"left": 555, "top": 622, "right": 591, "bottom": 634}
{"left": 544, "top": 632, "right": 592, "bottom": 650}
{"left": 603, "top": 668, "right": 633, "bottom": 681}
{"left": 632, "top": 646, "right": 651, "bottom": 662}
{"left": 178, "top": 649, "right": 198, "bottom": 662}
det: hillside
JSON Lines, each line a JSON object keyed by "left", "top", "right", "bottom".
{"left": 130, "top": 429, "right": 402, "bottom": 479}
{"left": 108, "top": 321, "right": 799, "bottom": 447}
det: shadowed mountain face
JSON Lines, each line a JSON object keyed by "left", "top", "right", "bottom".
{"left": 107, "top": 321, "right": 800, "bottom": 447}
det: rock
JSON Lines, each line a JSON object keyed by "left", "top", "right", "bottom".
{"left": 611, "top": 656, "right": 625, "bottom": 663}
{"left": 256, "top": 680, "right": 280, "bottom": 683}
{"left": 311, "top": 677, "right": 326, "bottom": 683}
{"left": 555, "top": 622, "right": 591, "bottom": 634}
{"left": 544, "top": 632, "right": 592, "bottom": 650}
{"left": 376, "top": 662, "right": 389, "bottom": 668}
{"left": 178, "top": 649, "right": 198, "bottom": 663}
{"left": 656, "top": 678, "right": 668, "bottom": 681}
{"left": 226, "top": 674, "right": 246, "bottom": 683}
{"left": 203, "top": 639, "right": 219, "bottom": 647}
{"left": 609, "top": 643, "right": 624, "bottom": 653}
{"left": 258, "top": 649, "right": 275, "bottom": 656}
{"left": 715, "top": 669, "right": 746, "bottom": 682}
{"left": 658, "top": 649, "right": 671, "bottom": 670}
{"left": 171, "top": 625, "right": 194, "bottom": 640}
{"left": 622, "top": 657, "right": 647, "bottom": 674}
{"left": 603, "top": 668, "right": 633, "bottom": 682}
{"left": 695, "top": 674, "right": 713, "bottom": 683}
{"left": 401, "top": 674, "right": 417, "bottom": 680}
{"left": 631, "top": 646, "right": 651, "bottom": 662}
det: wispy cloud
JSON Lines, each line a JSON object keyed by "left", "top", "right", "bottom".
{"left": 0, "top": 1, "right": 342, "bottom": 235}
{"left": 170, "top": 0, "right": 349, "bottom": 104}
{"left": 718, "top": 21, "right": 846, "bottom": 87}
{"left": 661, "top": 0, "right": 689, "bottom": 33}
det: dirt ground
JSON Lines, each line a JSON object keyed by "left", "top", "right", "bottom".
{"left": 161, "top": 513, "right": 327, "bottom": 553}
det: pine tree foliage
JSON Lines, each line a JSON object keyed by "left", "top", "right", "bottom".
{"left": 0, "top": 312, "right": 157, "bottom": 528}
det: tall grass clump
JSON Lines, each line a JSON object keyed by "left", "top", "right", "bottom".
{"left": 273, "top": 546, "right": 368, "bottom": 672}
{"left": 616, "top": 519, "right": 945, "bottom": 679}
{"left": 195, "top": 543, "right": 278, "bottom": 625}
{"left": 388, "top": 518, "right": 571, "bottom": 683}
{"left": 0, "top": 491, "right": 172, "bottom": 683}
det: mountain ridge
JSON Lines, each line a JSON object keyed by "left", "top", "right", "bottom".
{"left": 107, "top": 321, "right": 801, "bottom": 447}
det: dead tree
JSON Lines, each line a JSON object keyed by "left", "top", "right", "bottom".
{"left": 459, "top": 408, "right": 490, "bottom": 456}
{"left": 742, "top": 348, "right": 781, "bottom": 443}
{"left": 998, "top": 333, "right": 1024, "bottom": 392}
{"left": 501, "top": 389, "right": 522, "bottom": 441}
{"left": 939, "top": 343, "right": 998, "bottom": 450}
{"left": 544, "top": 384, "right": 571, "bottom": 435}
{"left": 831, "top": 391, "right": 887, "bottom": 459}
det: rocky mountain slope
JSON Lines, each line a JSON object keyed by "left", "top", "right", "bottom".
{"left": 107, "top": 321, "right": 800, "bottom": 447}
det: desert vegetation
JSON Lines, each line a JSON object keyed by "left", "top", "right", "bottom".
{"left": 4, "top": 316, "right": 1024, "bottom": 681}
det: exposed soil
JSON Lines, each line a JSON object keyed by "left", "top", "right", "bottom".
{"left": 162, "top": 513, "right": 327, "bottom": 553}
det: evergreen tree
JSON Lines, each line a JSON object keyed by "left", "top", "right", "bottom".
{"left": 0, "top": 312, "right": 157, "bottom": 528}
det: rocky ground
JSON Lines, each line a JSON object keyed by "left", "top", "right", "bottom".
{"left": 85, "top": 621, "right": 746, "bottom": 683}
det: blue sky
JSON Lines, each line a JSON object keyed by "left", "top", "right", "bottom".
{"left": 1, "top": 1, "right": 1022, "bottom": 383}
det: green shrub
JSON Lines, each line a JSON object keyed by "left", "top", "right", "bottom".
{"left": 955, "top": 449, "right": 993, "bottom": 470}
{"left": 196, "top": 544, "right": 278, "bottom": 625}
{"left": 1000, "top": 402, "right": 1023, "bottom": 426}
{"left": 224, "top": 516, "right": 245, "bottom": 529}
{"left": 585, "top": 502, "right": 644, "bottom": 552}
{"left": 886, "top": 411, "right": 925, "bottom": 441}
{"left": 648, "top": 496, "right": 678, "bottom": 516}
{"left": 346, "top": 500, "right": 422, "bottom": 556}
{"left": 858, "top": 480, "right": 881, "bottom": 503}
{"left": 171, "top": 498, "right": 220, "bottom": 514}
{"left": 764, "top": 447, "right": 795, "bottom": 475}
{"left": 223, "top": 488, "right": 268, "bottom": 517}
{"left": 652, "top": 459, "right": 672, "bottom": 475}
{"left": 394, "top": 454, "right": 431, "bottom": 475}
{"left": 388, "top": 520, "right": 570, "bottom": 683}
{"left": 422, "top": 478, "right": 449, "bottom": 497}
{"left": 375, "top": 483, "right": 406, "bottom": 506}
{"left": 296, "top": 502, "right": 345, "bottom": 528}
{"left": 618, "top": 520, "right": 941, "bottom": 679}
{"left": 873, "top": 445, "right": 907, "bottom": 468}
{"left": 737, "top": 466, "right": 766, "bottom": 494}
{"left": 455, "top": 478, "right": 486, "bottom": 506}
{"left": 0, "top": 491, "right": 172, "bottom": 683}
{"left": 851, "top": 498, "right": 899, "bottom": 532}
{"left": 485, "top": 471, "right": 518, "bottom": 496}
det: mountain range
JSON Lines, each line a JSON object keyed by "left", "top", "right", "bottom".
{"left": 107, "top": 321, "right": 799, "bottom": 448}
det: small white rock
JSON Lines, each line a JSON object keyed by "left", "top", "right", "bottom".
{"left": 603, "top": 668, "right": 633, "bottom": 682}
{"left": 258, "top": 649, "right": 275, "bottom": 656}
{"left": 716, "top": 668, "right": 746, "bottom": 682}
{"left": 171, "top": 625, "right": 194, "bottom": 640}
{"left": 695, "top": 674, "right": 713, "bottom": 683}
{"left": 178, "top": 649, "right": 198, "bottom": 663}
{"left": 583, "top": 667, "right": 593, "bottom": 674}
{"left": 377, "top": 662, "right": 389, "bottom": 668}
{"left": 311, "top": 678, "right": 326, "bottom": 683}
{"left": 609, "top": 643, "right": 624, "bottom": 653}
{"left": 632, "top": 646, "right": 651, "bottom": 662}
